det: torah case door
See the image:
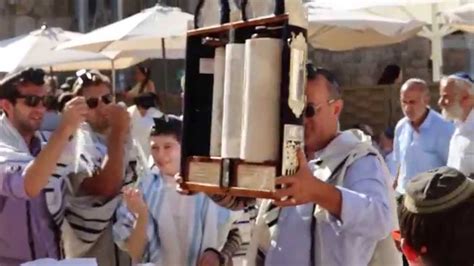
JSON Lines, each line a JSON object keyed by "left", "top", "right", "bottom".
{"left": 181, "top": 0, "right": 308, "bottom": 199}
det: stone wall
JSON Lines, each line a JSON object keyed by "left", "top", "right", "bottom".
{"left": 310, "top": 34, "right": 472, "bottom": 87}
{"left": 0, "top": 0, "right": 73, "bottom": 38}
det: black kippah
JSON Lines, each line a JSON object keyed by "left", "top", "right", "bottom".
{"left": 151, "top": 115, "right": 182, "bottom": 140}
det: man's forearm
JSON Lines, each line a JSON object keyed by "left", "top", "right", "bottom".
{"left": 220, "top": 227, "right": 242, "bottom": 264}
{"left": 81, "top": 130, "right": 127, "bottom": 197}
{"left": 24, "top": 123, "right": 73, "bottom": 197}
{"left": 311, "top": 181, "right": 342, "bottom": 219}
{"left": 125, "top": 213, "right": 148, "bottom": 263}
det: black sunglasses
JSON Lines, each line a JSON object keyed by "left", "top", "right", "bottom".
{"left": 16, "top": 94, "right": 48, "bottom": 108}
{"left": 304, "top": 100, "right": 336, "bottom": 118}
{"left": 86, "top": 94, "right": 113, "bottom": 109}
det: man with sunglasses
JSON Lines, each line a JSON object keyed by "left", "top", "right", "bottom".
{"left": 200, "top": 64, "right": 400, "bottom": 265}
{"left": 0, "top": 68, "right": 88, "bottom": 264}
{"left": 60, "top": 69, "right": 132, "bottom": 266}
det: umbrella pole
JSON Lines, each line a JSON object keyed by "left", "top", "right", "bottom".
{"left": 161, "top": 38, "right": 168, "bottom": 111}
{"left": 111, "top": 59, "right": 117, "bottom": 102}
{"left": 431, "top": 3, "right": 443, "bottom": 82}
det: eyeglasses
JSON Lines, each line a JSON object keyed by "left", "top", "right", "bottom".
{"left": 304, "top": 99, "right": 336, "bottom": 118}
{"left": 16, "top": 94, "right": 48, "bottom": 108}
{"left": 86, "top": 94, "right": 113, "bottom": 109}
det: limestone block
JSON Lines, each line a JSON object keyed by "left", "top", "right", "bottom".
{"left": 14, "top": 0, "right": 34, "bottom": 15}
{"left": 0, "top": 17, "right": 11, "bottom": 39}
{"left": 14, "top": 15, "right": 36, "bottom": 35}
{"left": 33, "top": 0, "right": 54, "bottom": 17}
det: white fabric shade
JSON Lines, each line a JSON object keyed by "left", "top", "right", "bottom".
{"left": 57, "top": 5, "right": 192, "bottom": 55}
{"left": 442, "top": 3, "right": 474, "bottom": 32}
{"left": 0, "top": 26, "right": 148, "bottom": 73}
{"left": 307, "top": 7, "right": 424, "bottom": 51}
{"left": 307, "top": 0, "right": 468, "bottom": 81}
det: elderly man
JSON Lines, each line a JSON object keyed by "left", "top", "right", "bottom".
{"left": 438, "top": 73, "right": 474, "bottom": 177}
{"left": 393, "top": 79, "right": 454, "bottom": 196}
{"left": 0, "top": 68, "right": 87, "bottom": 264}
{"left": 201, "top": 64, "right": 400, "bottom": 265}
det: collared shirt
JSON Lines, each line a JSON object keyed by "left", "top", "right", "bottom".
{"left": 265, "top": 134, "right": 392, "bottom": 266}
{"left": 394, "top": 109, "right": 455, "bottom": 194}
{"left": 0, "top": 135, "right": 59, "bottom": 264}
{"left": 448, "top": 109, "right": 474, "bottom": 177}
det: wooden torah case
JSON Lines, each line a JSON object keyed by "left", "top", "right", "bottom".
{"left": 181, "top": 1, "right": 307, "bottom": 198}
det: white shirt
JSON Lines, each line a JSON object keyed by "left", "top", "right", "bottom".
{"left": 448, "top": 109, "right": 474, "bottom": 177}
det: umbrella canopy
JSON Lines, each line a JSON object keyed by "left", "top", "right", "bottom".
{"left": 0, "top": 26, "right": 148, "bottom": 73}
{"left": 307, "top": 7, "right": 424, "bottom": 51}
{"left": 57, "top": 4, "right": 192, "bottom": 54}
{"left": 442, "top": 3, "right": 474, "bottom": 32}
{"left": 307, "top": 0, "right": 467, "bottom": 81}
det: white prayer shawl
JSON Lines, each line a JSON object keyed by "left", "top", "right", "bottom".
{"left": 114, "top": 166, "right": 221, "bottom": 266}
{"left": 245, "top": 130, "right": 401, "bottom": 266}
{"left": 62, "top": 123, "right": 135, "bottom": 256}
{"left": 0, "top": 114, "right": 74, "bottom": 229}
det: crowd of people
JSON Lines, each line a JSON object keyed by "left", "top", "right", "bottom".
{"left": 0, "top": 62, "right": 472, "bottom": 266}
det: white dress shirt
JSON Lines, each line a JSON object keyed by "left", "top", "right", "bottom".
{"left": 448, "top": 109, "right": 474, "bottom": 177}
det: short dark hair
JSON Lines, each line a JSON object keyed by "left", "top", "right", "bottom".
{"left": 306, "top": 63, "right": 342, "bottom": 100}
{"left": 58, "top": 92, "right": 74, "bottom": 112}
{"left": 0, "top": 68, "right": 46, "bottom": 103}
{"left": 150, "top": 115, "right": 182, "bottom": 142}
{"left": 399, "top": 167, "right": 474, "bottom": 265}
{"left": 399, "top": 197, "right": 474, "bottom": 265}
{"left": 73, "top": 69, "right": 111, "bottom": 96}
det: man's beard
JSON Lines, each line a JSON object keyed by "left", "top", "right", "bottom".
{"left": 14, "top": 109, "right": 41, "bottom": 135}
{"left": 442, "top": 102, "right": 464, "bottom": 122}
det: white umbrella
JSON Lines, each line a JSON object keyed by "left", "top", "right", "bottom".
{"left": 58, "top": 4, "right": 192, "bottom": 93}
{"left": 307, "top": 0, "right": 467, "bottom": 81}
{"left": 0, "top": 25, "right": 148, "bottom": 73}
{"left": 442, "top": 3, "right": 474, "bottom": 32}
{"left": 307, "top": 7, "right": 424, "bottom": 51}
{"left": 57, "top": 5, "right": 192, "bottom": 54}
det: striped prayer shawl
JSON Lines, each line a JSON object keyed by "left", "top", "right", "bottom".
{"left": 113, "top": 168, "right": 225, "bottom": 265}
{"left": 62, "top": 124, "right": 135, "bottom": 253}
{"left": 0, "top": 117, "right": 76, "bottom": 232}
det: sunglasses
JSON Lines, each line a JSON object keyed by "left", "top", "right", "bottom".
{"left": 304, "top": 99, "right": 336, "bottom": 118}
{"left": 86, "top": 94, "right": 113, "bottom": 109}
{"left": 16, "top": 94, "right": 48, "bottom": 108}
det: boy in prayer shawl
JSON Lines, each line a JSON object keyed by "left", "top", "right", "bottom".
{"left": 396, "top": 166, "right": 474, "bottom": 265}
{"left": 113, "top": 116, "right": 242, "bottom": 266}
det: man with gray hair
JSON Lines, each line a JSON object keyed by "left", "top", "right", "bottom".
{"left": 393, "top": 78, "right": 454, "bottom": 196}
{"left": 439, "top": 72, "right": 474, "bottom": 177}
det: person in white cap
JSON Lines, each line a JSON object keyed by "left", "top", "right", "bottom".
{"left": 439, "top": 72, "right": 474, "bottom": 177}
